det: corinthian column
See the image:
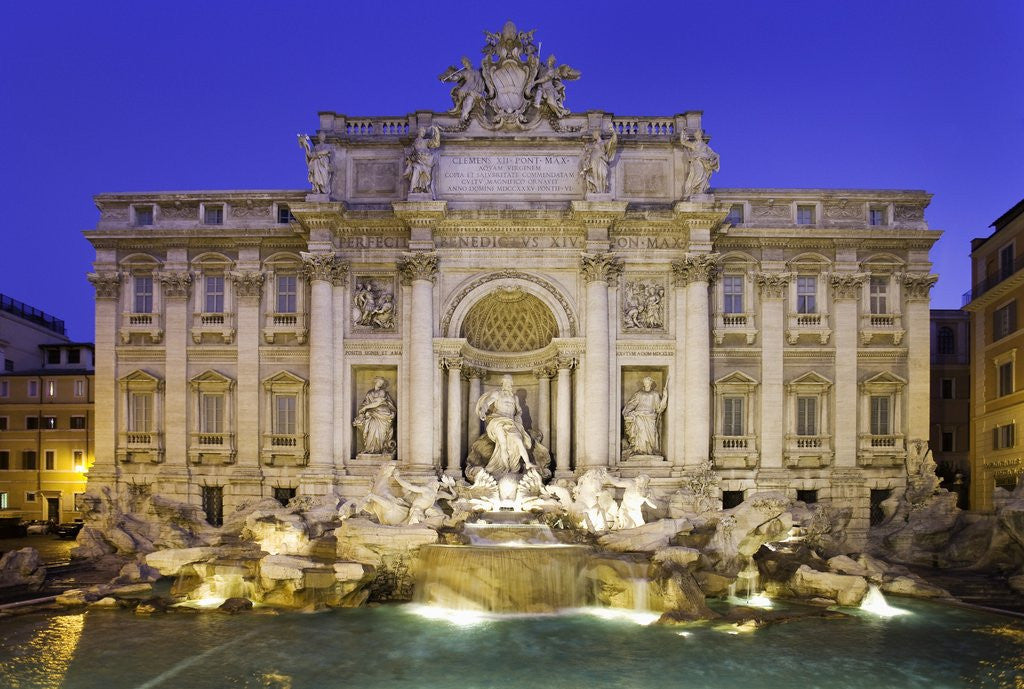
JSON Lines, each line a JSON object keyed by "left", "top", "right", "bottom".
{"left": 580, "top": 252, "right": 622, "bottom": 468}
{"left": 672, "top": 253, "right": 719, "bottom": 466}
{"left": 555, "top": 355, "right": 576, "bottom": 476}
{"left": 464, "top": 367, "right": 484, "bottom": 450}
{"left": 443, "top": 356, "right": 463, "bottom": 476}
{"left": 301, "top": 252, "right": 339, "bottom": 469}
{"left": 398, "top": 251, "right": 439, "bottom": 468}
{"left": 331, "top": 261, "right": 350, "bottom": 469}
{"left": 533, "top": 363, "right": 556, "bottom": 450}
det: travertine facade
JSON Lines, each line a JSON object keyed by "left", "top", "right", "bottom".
{"left": 84, "top": 23, "right": 939, "bottom": 544}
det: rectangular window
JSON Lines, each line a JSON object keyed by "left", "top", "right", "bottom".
{"left": 67, "top": 348, "right": 81, "bottom": 365}
{"left": 999, "top": 362, "right": 1014, "bottom": 397}
{"left": 134, "top": 276, "right": 154, "bottom": 314}
{"left": 23, "top": 451, "right": 37, "bottom": 470}
{"left": 73, "top": 450, "right": 86, "bottom": 472}
{"left": 0, "top": 451, "right": 8, "bottom": 470}
{"left": 3, "top": 361, "right": 11, "bottom": 372}
{"left": 870, "top": 396, "right": 891, "bottom": 435}
{"left": 725, "top": 204, "right": 744, "bottom": 224}
{"left": 869, "top": 276, "right": 888, "bottom": 315}
{"left": 276, "top": 275, "right": 297, "bottom": 313}
{"left": 25, "top": 416, "right": 39, "bottom": 430}
{"left": 869, "top": 208, "right": 885, "bottom": 226}
{"left": 134, "top": 205, "right": 154, "bottom": 226}
{"left": 0, "top": 492, "right": 6, "bottom": 509}
{"left": 70, "top": 416, "right": 86, "bottom": 430}
{"left": 870, "top": 489, "right": 892, "bottom": 526}
{"left": 202, "top": 485, "right": 224, "bottom": 527}
{"left": 722, "top": 397, "right": 744, "bottom": 437}
{"left": 0, "top": 381, "right": 7, "bottom": 397}
{"left": 129, "top": 393, "right": 153, "bottom": 432}
{"left": 274, "top": 395, "right": 297, "bottom": 435}
{"left": 940, "top": 378, "right": 955, "bottom": 400}
{"left": 722, "top": 490, "right": 744, "bottom": 509}
{"left": 25, "top": 492, "right": 36, "bottom": 503}
{"left": 1000, "top": 243, "right": 1015, "bottom": 280}
{"left": 44, "top": 450, "right": 55, "bottom": 471}
{"left": 273, "top": 486, "right": 297, "bottom": 506}
{"left": 74, "top": 380, "right": 85, "bottom": 397}
{"left": 46, "top": 380, "right": 56, "bottom": 397}
{"left": 796, "top": 277, "right": 817, "bottom": 314}
{"left": 46, "top": 350, "right": 61, "bottom": 365}
{"left": 796, "top": 205, "right": 815, "bottom": 225}
{"left": 204, "top": 205, "right": 224, "bottom": 225}
{"left": 994, "top": 423, "right": 1015, "bottom": 450}
{"left": 723, "top": 276, "right": 744, "bottom": 314}
{"left": 205, "top": 275, "right": 225, "bottom": 313}
{"left": 277, "top": 205, "right": 293, "bottom": 224}
{"left": 994, "top": 301, "right": 1017, "bottom": 340}
{"left": 796, "top": 396, "right": 817, "bottom": 436}
{"left": 0, "top": 417, "right": 6, "bottom": 431}
{"left": 796, "top": 489, "right": 818, "bottom": 504}
{"left": 42, "top": 416, "right": 57, "bottom": 430}
{"left": 201, "top": 393, "right": 224, "bottom": 434}
{"left": 941, "top": 431, "right": 954, "bottom": 452}
{"left": 28, "top": 380, "right": 38, "bottom": 397}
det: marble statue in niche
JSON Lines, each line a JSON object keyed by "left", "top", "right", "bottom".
{"left": 622, "top": 280, "right": 665, "bottom": 330}
{"left": 353, "top": 377, "right": 396, "bottom": 457}
{"left": 298, "top": 134, "right": 331, "bottom": 194}
{"left": 679, "top": 128, "right": 719, "bottom": 198}
{"left": 580, "top": 128, "right": 617, "bottom": 194}
{"left": 403, "top": 126, "right": 441, "bottom": 195}
{"left": 474, "top": 374, "right": 535, "bottom": 476}
{"left": 622, "top": 376, "right": 668, "bottom": 459}
{"left": 352, "top": 279, "right": 396, "bottom": 330}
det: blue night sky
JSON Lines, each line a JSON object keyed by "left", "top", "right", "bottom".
{"left": 1, "top": 1, "right": 1021, "bottom": 341}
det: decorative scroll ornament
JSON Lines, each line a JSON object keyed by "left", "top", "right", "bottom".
{"left": 330, "top": 260, "right": 350, "bottom": 286}
{"left": 823, "top": 198, "right": 860, "bottom": 219}
{"left": 462, "top": 365, "right": 487, "bottom": 381}
{"left": 899, "top": 272, "right": 938, "bottom": 300}
{"left": 829, "top": 272, "right": 867, "bottom": 300}
{"left": 894, "top": 204, "right": 926, "bottom": 222}
{"left": 87, "top": 272, "right": 121, "bottom": 299}
{"left": 755, "top": 271, "right": 793, "bottom": 299}
{"left": 300, "top": 252, "right": 341, "bottom": 282}
{"left": 751, "top": 199, "right": 789, "bottom": 218}
{"left": 556, "top": 354, "right": 579, "bottom": 370}
{"left": 438, "top": 21, "right": 580, "bottom": 131}
{"left": 579, "top": 252, "right": 623, "bottom": 284}
{"left": 228, "top": 271, "right": 266, "bottom": 299}
{"left": 440, "top": 356, "right": 464, "bottom": 371}
{"left": 398, "top": 251, "right": 439, "bottom": 284}
{"left": 532, "top": 362, "right": 557, "bottom": 378}
{"left": 159, "top": 271, "right": 192, "bottom": 298}
{"left": 671, "top": 253, "right": 721, "bottom": 285}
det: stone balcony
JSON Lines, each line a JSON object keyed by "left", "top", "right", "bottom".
{"left": 188, "top": 432, "right": 236, "bottom": 464}
{"left": 119, "top": 312, "right": 163, "bottom": 344}
{"left": 263, "top": 312, "right": 308, "bottom": 344}
{"left": 784, "top": 435, "right": 833, "bottom": 468}
{"left": 713, "top": 312, "right": 758, "bottom": 345}
{"left": 261, "top": 433, "right": 309, "bottom": 466}
{"left": 712, "top": 435, "right": 759, "bottom": 469}
{"left": 856, "top": 433, "right": 906, "bottom": 467}
{"left": 116, "top": 431, "right": 163, "bottom": 463}
{"left": 859, "top": 313, "right": 905, "bottom": 345}
{"left": 191, "top": 312, "right": 236, "bottom": 344}
{"left": 786, "top": 312, "right": 831, "bottom": 345}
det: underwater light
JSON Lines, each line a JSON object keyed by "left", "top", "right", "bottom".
{"left": 746, "top": 593, "right": 773, "bottom": 609}
{"left": 859, "top": 586, "right": 909, "bottom": 618}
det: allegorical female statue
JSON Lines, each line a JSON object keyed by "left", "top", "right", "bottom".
{"left": 621, "top": 376, "right": 669, "bottom": 458}
{"left": 353, "top": 377, "right": 396, "bottom": 455}
{"left": 298, "top": 134, "right": 332, "bottom": 194}
{"left": 679, "top": 128, "right": 719, "bottom": 198}
{"left": 580, "top": 128, "right": 617, "bottom": 194}
{"left": 403, "top": 126, "right": 441, "bottom": 195}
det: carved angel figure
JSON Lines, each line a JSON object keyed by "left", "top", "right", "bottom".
{"left": 679, "top": 128, "right": 720, "bottom": 198}
{"left": 298, "top": 134, "right": 332, "bottom": 194}
{"left": 439, "top": 56, "right": 489, "bottom": 122}
{"left": 403, "top": 126, "right": 442, "bottom": 195}
{"left": 529, "top": 54, "right": 579, "bottom": 117}
{"left": 579, "top": 129, "right": 618, "bottom": 194}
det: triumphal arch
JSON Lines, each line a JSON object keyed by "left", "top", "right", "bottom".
{"left": 85, "top": 22, "right": 939, "bottom": 541}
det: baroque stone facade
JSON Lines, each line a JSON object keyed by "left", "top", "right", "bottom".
{"left": 84, "top": 23, "right": 939, "bottom": 545}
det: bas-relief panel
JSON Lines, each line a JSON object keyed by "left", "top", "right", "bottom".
{"left": 620, "top": 275, "right": 667, "bottom": 334}
{"left": 351, "top": 275, "right": 397, "bottom": 333}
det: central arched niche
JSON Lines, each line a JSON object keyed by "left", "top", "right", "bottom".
{"left": 460, "top": 287, "right": 558, "bottom": 352}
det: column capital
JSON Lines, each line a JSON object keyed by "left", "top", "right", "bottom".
{"left": 440, "top": 355, "right": 463, "bottom": 372}
{"left": 671, "top": 252, "right": 721, "bottom": 286}
{"left": 533, "top": 362, "right": 558, "bottom": 379}
{"left": 331, "top": 259, "right": 351, "bottom": 286}
{"left": 87, "top": 272, "right": 122, "bottom": 300}
{"left": 555, "top": 354, "right": 579, "bottom": 370}
{"left": 398, "top": 251, "right": 439, "bottom": 284}
{"left": 300, "top": 251, "right": 342, "bottom": 283}
{"left": 159, "top": 271, "right": 192, "bottom": 299}
{"left": 462, "top": 365, "right": 486, "bottom": 381}
{"left": 579, "top": 252, "right": 623, "bottom": 284}
{"left": 754, "top": 271, "right": 793, "bottom": 299}
{"left": 829, "top": 272, "right": 867, "bottom": 301}
{"left": 898, "top": 272, "right": 938, "bottom": 301}
{"left": 228, "top": 270, "right": 266, "bottom": 300}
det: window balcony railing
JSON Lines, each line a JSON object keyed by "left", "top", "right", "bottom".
{"left": 786, "top": 312, "right": 831, "bottom": 345}
{"left": 263, "top": 312, "right": 308, "bottom": 344}
{"left": 119, "top": 312, "right": 163, "bottom": 344}
{"left": 191, "top": 311, "right": 236, "bottom": 344}
{"left": 713, "top": 312, "right": 758, "bottom": 345}
{"left": 712, "top": 434, "right": 759, "bottom": 469}
{"left": 261, "top": 433, "right": 308, "bottom": 466}
{"left": 117, "top": 431, "right": 163, "bottom": 463}
{"left": 963, "top": 253, "right": 1024, "bottom": 304}
{"left": 859, "top": 312, "right": 905, "bottom": 346}
{"left": 784, "top": 434, "right": 833, "bottom": 468}
{"left": 856, "top": 433, "right": 906, "bottom": 467}
{"left": 188, "top": 432, "right": 235, "bottom": 464}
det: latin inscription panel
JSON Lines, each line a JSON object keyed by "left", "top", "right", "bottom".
{"left": 437, "top": 155, "right": 581, "bottom": 197}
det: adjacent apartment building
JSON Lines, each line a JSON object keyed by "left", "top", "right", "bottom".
{"left": 930, "top": 308, "right": 969, "bottom": 506}
{"left": 964, "top": 198, "right": 1024, "bottom": 510}
{"left": 0, "top": 294, "right": 94, "bottom": 522}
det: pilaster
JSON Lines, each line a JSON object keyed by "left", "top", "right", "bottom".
{"left": 159, "top": 269, "right": 191, "bottom": 469}
{"left": 579, "top": 252, "right": 622, "bottom": 468}
{"left": 902, "top": 273, "right": 937, "bottom": 444}
{"left": 398, "top": 250, "right": 439, "bottom": 468}
{"left": 830, "top": 272, "right": 866, "bottom": 468}
{"left": 755, "top": 271, "right": 789, "bottom": 469}
{"left": 229, "top": 269, "right": 265, "bottom": 469}
{"left": 87, "top": 272, "right": 122, "bottom": 481}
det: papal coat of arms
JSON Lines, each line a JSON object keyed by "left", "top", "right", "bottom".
{"left": 439, "top": 21, "right": 581, "bottom": 130}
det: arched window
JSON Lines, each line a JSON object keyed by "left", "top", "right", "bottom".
{"left": 937, "top": 326, "right": 956, "bottom": 355}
